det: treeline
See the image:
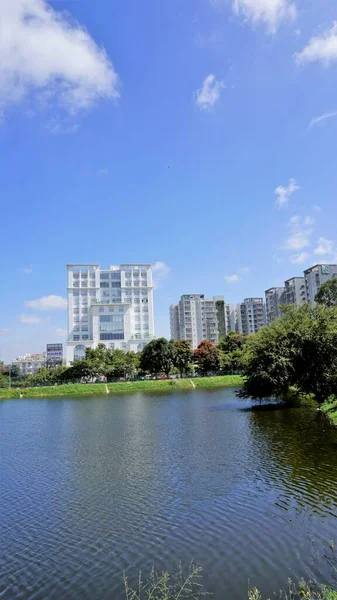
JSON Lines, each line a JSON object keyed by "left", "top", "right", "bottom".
{"left": 0, "top": 334, "right": 247, "bottom": 388}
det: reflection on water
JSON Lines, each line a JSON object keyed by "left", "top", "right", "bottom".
{"left": 0, "top": 390, "right": 336, "bottom": 599}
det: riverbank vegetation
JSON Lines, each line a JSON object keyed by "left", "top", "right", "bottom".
{"left": 0, "top": 375, "right": 244, "bottom": 399}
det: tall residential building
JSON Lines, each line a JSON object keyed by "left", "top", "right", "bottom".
{"left": 284, "top": 277, "right": 306, "bottom": 306}
{"left": 66, "top": 264, "right": 155, "bottom": 364}
{"left": 170, "top": 294, "right": 219, "bottom": 349}
{"left": 304, "top": 264, "right": 337, "bottom": 305}
{"left": 12, "top": 353, "right": 46, "bottom": 376}
{"left": 224, "top": 303, "right": 242, "bottom": 334}
{"left": 240, "top": 298, "right": 266, "bottom": 335}
{"left": 265, "top": 287, "right": 286, "bottom": 324}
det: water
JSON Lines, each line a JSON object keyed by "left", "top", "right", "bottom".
{"left": 1, "top": 389, "right": 337, "bottom": 599}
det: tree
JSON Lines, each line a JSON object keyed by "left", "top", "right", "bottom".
{"left": 193, "top": 340, "right": 221, "bottom": 374}
{"left": 239, "top": 304, "right": 337, "bottom": 404}
{"left": 139, "top": 338, "right": 175, "bottom": 376}
{"left": 218, "top": 332, "right": 246, "bottom": 353}
{"left": 172, "top": 340, "right": 193, "bottom": 377}
{"left": 315, "top": 278, "right": 337, "bottom": 307}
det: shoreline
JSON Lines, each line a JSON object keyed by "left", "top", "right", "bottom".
{"left": 0, "top": 375, "right": 244, "bottom": 399}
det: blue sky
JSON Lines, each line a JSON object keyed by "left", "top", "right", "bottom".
{"left": 1, "top": 0, "right": 337, "bottom": 362}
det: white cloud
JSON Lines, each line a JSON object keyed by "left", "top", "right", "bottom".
{"left": 19, "top": 314, "right": 41, "bottom": 325}
{"left": 0, "top": 328, "right": 11, "bottom": 336}
{"left": 290, "top": 252, "right": 309, "bottom": 264}
{"left": 22, "top": 267, "right": 33, "bottom": 274}
{"left": 313, "top": 204, "right": 321, "bottom": 213}
{"left": 56, "top": 328, "right": 67, "bottom": 338}
{"left": 295, "top": 22, "right": 337, "bottom": 65}
{"left": 24, "top": 295, "right": 67, "bottom": 311}
{"left": 240, "top": 266, "right": 250, "bottom": 273}
{"left": 152, "top": 261, "right": 171, "bottom": 289}
{"left": 275, "top": 178, "right": 300, "bottom": 208}
{"left": 231, "top": 0, "right": 297, "bottom": 33}
{"left": 195, "top": 74, "right": 224, "bottom": 110}
{"left": 304, "top": 216, "right": 315, "bottom": 226}
{"left": 45, "top": 118, "right": 79, "bottom": 135}
{"left": 0, "top": 0, "right": 119, "bottom": 116}
{"left": 283, "top": 216, "right": 313, "bottom": 251}
{"left": 309, "top": 111, "right": 337, "bottom": 128}
{"left": 314, "top": 236, "right": 335, "bottom": 256}
{"left": 225, "top": 274, "right": 240, "bottom": 283}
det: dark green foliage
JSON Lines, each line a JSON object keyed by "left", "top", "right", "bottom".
{"left": 139, "top": 338, "right": 175, "bottom": 376}
{"left": 172, "top": 340, "right": 193, "bottom": 377}
{"left": 240, "top": 304, "right": 337, "bottom": 404}
{"left": 315, "top": 278, "right": 337, "bottom": 307}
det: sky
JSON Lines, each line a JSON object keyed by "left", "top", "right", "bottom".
{"left": 1, "top": 0, "right": 337, "bottom": 362}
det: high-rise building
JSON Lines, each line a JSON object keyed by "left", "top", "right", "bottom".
{"left": 46, "top": 343, "right": 63, "bottom": 367}
{"left": 66, "top": 264, "right": 155, "bottom": 364}
{"left": 284, "top": 277, "right": 306, "bottom": 306}
{"left": 224, "top": 303, "right": 242, "bottom": 334}
{"left": 169, "top": 294, "right": 219, "bottom": 349}
{"left": 240, "top": 298, "right": 266, "bottom": 335}
{"left": 12, "top": 353, "right": 46, "bottom": 376}
{"left": 265, "top": 287, "right": 286, "bottom": 324}
{"left": 304, "top": 264, "right": 337, "bottom": 306}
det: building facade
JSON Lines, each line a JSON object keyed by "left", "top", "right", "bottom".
{"left": 66, "top": 264, "right": 155, "bottom": 364}
{"left": 46, "top": 343, "right": 63, "bottom": 367}
{"left": 240, "top": 298, "right": 266, "bottom": 335}
{"left": 12, "top": 353, "right": 46, "bottom": 376}
{"left": 304, "top": 264, "right": 337, "bottom": 305}
{"left": 170, "top": 294, "right": 219, "bottom": 349}
{"left": 224, "top": 303, "right": 242, "bottom": 334}
{"left": 284, "top": 277, "right": 306, "bottom": 306}
{"left": 265, "top": 287, "right": 286, "bottom": 324}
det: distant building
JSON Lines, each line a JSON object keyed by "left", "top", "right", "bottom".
{"left": 169, "top": 294, "right": 219, "bottom": 349}
{"left": 240, "top": 298, "right": 266, "bottom": 335}
{"left": 46, "top": 343, "right": 63, "bottom": 368}
{"left": 304, "top": 264, "right": 337, "bottom": 305}
{"left": 169, "top": 304, "right": 180, "bottom": 341}
{"left": 66, "top": 264, "right": 155, "bottom": 364}
{"left": 12, "top": 353, "right": 46, "bottom": 376}
{"left": 284, "top": 277, "right": 306, "bottom": 307}
{"left": 265, "top": 287, "right": 286, "bottom": 324}
{"left": 224, "top": 303, "right": 242, "bottom": 334}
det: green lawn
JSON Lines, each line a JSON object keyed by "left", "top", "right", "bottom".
{"left": 0, "top": 375, "right": 244, "bottom": 399}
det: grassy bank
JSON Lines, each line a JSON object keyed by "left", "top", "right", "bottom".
{"left": 322, "top": 398, "right": 337, "bottom": 427}
{"left": 0, "top": 375, "right": 244, "bottom": 399}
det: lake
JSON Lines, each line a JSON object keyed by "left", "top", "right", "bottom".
{"left": 1, "top": 388, "right": 337, "bottom": 599}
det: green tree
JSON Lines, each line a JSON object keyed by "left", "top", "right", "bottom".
{"left": 315, "top": 278, "right": 337, "bottom": 307}
{"left": 172, "top": 340, "right": 193, "bottom": 377}
{"left": 193, "top": 340, "right": 221, "bottom": 374}
{"left": 218, "top": 331, "right": 246, "bottom": 353}
{"left": 240, "top": 304, "right": 337, "bottom": 404}
{"left": 139, "top": 338, "right": 175, "bottom": 376}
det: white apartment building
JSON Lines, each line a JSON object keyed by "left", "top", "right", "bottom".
{"left": 284, "top": 277, "right": 306, "bottom": 307}
{"left": 66, "top": 264, "right": 155, "bottom": 364}
{"left": 265, "top": 287, "right": 286, "bottom": 324}
{"left": 304, "top": 264, "right": 337, "bottom": 305}
{"left": 224, "top": 303, "right": 242, "bottom": 334}
{"left": 170, "top": 294, "right": 219, "bottom": 349}
{"left": 12, "top": 353, "right": 46, "bottom": 376}
{"left": 240, "top": 298, "right": 266, "bottom": 335}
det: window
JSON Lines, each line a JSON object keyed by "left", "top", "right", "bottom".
{"left": 100, "top": 333, "right": 124, "bottom": 340}
{"left": 141, "top": 290, "right": 148, "bottom": 296}
{"left": 111, "top": 282, "right": 120, "bottom": 288}
{"left": 82, "top": 308, "right": 88, "bottom": 314}
{"left": 73, "top": 290, "right": 79, "bottom": 296}
{"left": 103, "top": 290, "right": 110, "bottom": 297}
{"left": 111, "top": 272, "right": 120, "bottom": 280}
{"left": 82, "top": 335, "right": 89, "bottom": 340}
{"left": 99, "top": 308, "right": 104, "bottom": 312}
{"left": 89, "top": 290, "right": 96, "bottom": 297}
{"left": 142, "top": 298, "right": 148, "bottom": 303}
{"left": 109, "top": 307, "right": 115, "bottom": 312}
{"left": 73, "top": 335, "right": 80, "bottom": 341}
{"left": 100, "top": 282, "right": 109, "bottom": 288}
{"left": 89, "top": 272, "right": 96, "bottom": 278}
{"left": 100, "top": 273, "right": 109, "bottom": 279}
{"left": 74, "top": 345, "right": 86, "bottom": 360}
{"left": 82, "top": 326, "right": 88, "bottom": 332}
{"left": 119, "top": 308, "right": 124, "bottom": 312}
